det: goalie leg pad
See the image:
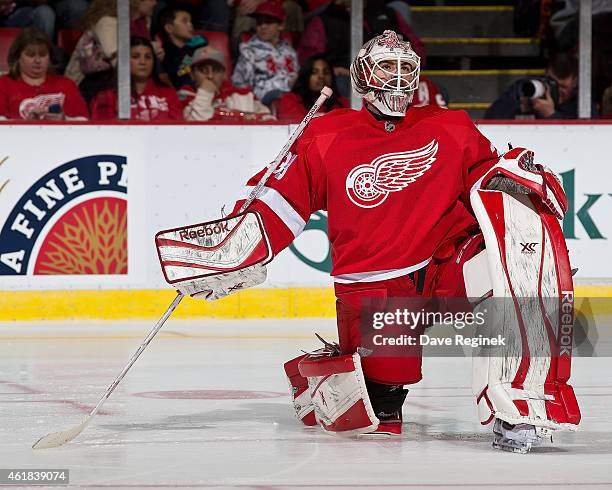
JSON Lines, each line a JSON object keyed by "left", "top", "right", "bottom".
{"left": 298, "top": 352, "right": 379, "bottom": 435}
{"left": 468, "top": 189, "right": 581, "bottom": 431}
{"left": 283, "top": 354, "right": 316, "bottom": 426}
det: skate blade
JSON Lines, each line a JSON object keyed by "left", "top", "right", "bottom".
{"left": 358, "top": 426, "right": 402, "bottom": 438}
{"left": 492, "top": 440, "right": 531, "bottom": 454}
{"left": 358, "top": 431, "right": 401, "bottom": 438}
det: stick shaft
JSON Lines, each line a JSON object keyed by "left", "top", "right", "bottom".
{"left": 239, "top": 86, "right": 332, "bottom": 213}
{"left": 87, "top": 292, "right": 184, "bottom": 419}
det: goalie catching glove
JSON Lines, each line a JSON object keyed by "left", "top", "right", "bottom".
{"left": 155, "top": 211, "right": 272, "bottom": 300}
{"left": 476, "top": 147, "right": 567, "bottom": 219}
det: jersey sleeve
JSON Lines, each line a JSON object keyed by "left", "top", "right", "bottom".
{"left": 233, "top": 130, "right": 326, "bottom": 256}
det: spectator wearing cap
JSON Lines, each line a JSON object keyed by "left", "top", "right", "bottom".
{"left": 232, "top": 0, "right": 299, "bottom": 106}
{"left": 181, "top": 45, "right": 272, "bottom": 121}
{"left": 231, "top": 0, "right": 303, "bottom": 49}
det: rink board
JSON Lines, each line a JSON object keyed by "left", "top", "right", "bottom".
{"left": 0, "top": 122, "right": 611, "bottom": 319}
{"left": 0, "top": 285, "right": 611, "bottom": 321}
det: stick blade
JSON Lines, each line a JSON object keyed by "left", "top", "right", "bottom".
{"left": 32, "top": 421, "right": 87, "bottom": 449}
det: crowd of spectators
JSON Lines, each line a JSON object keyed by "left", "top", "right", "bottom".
{"left": 0, "top": 0, "right": 450, "bottom": 122}
{"left": 0, "top": 0, "right": 609, "bottom": 122}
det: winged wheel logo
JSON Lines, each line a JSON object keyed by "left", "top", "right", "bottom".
{"left": 345, "top": 140, "right": 438, "bottom": 208}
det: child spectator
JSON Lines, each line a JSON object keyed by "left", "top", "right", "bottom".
{"left": 232, "top": 0, "right": 299, "bottom": 106}
{"left": 231, "top": 0, "right": 303, "bottom": 47}
{"left": 65, "top": 0, "right": 140, "bottom": 103}
{"left": 158, "top": 4, "right": 206, "bottom": 89}
{"left": 181, "top": 45, "right": 272, "bottom": 121}
{"left": 90, "top": 36, "right": 182, "bottom": 121}
{"left": 0, "top": 27, "right": 88, "bottom": 120}
{"left": 274, "top": 55, "right": 347, "bottom": 121}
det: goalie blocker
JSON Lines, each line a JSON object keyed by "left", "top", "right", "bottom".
{"left": 465, "top": 147, "right": 580, "bottom": 431}
{"left": 155, "top": 211, "right": 272, "bottom": 300}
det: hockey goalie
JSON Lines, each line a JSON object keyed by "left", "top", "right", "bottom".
{"left": 156, "top": 30, "right": 580, "bottom": 453}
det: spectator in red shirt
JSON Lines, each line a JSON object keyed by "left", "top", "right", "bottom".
{"left": 274, "top": 55, "right": 348, "bottom": 121}
{"left": 90, "top": 36, "right": 182, "bottom": 120}
{"left": 0, "top": 27, "right": 88, "bottom": 120}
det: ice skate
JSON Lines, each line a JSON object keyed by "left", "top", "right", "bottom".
{"left": 360, "top": 409, "right": 403, "bottom": 437}
{"left": 492, "top": 418, "right": 542, "bottom": 454}
{"left": 360, "top": 384, "right": 407, "bottom": 437}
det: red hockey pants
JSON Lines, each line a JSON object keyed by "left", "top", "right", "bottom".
{"left": 334, "top": 233, "right": 484, "bottom": 385}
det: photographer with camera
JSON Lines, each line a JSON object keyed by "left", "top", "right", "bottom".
{"left": 485, "top": 51, "right": 595, "bottom": 120}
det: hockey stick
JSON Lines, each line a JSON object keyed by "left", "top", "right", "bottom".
{"left": 32, "top": 292, "right": 183, "bottom": 449}
{"left": 32, "top": 86, "right": 333, "bottom": 449}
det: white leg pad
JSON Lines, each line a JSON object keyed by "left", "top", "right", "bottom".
{"left": 467, "top": 189, "right": 580, "bottom": 431}
{"left": 298, "top": 353, "right": 379, "bottom": 435}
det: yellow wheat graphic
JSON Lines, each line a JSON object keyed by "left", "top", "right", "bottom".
{"left": 37, "top": 200, "right": 127, "bottom": 275}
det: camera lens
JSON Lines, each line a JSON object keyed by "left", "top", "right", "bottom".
{"left": 520, "top": 80, "right": 546, "bottom": 99}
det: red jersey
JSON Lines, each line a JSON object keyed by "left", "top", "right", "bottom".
{"left": 0, "top": 74, "right": 88, "bottom": 120}
{"left": 90, "top": 80, "right": 182, "bottom": 120}
{"left": 238, "top": 106, "right": 500, "bottom": 282}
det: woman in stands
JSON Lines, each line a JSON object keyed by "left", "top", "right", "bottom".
{"left": 90, "top": 36, "right": 182, "bottom": 120}
{"left": 0, "top": 27, "right": 88, "bottom": 120}
{"left": 65, "top": 0, "right": 142, "bottom": 103}
{"left": 274, "top": 55, "right": 348, "bottom": 121}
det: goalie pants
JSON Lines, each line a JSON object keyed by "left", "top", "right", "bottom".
{"left": 334, "top": 232, "right": 484, "bottom": 386}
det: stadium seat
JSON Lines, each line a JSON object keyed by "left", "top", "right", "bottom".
{"left": 0, "top": 28, "right": 21, "bottom": 74}
{"left": 57, "top": 30, "right": 83, "bottom": 58}
{"left": 195, "top": 31, "right": 232, "bottom": 74}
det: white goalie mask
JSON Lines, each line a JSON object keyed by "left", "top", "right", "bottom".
{"left": 350, "top": 30, "right": 421, "bottom": 117}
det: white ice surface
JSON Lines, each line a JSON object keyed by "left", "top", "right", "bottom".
{"left": 0, "top": 319, "right": 610, "bottom": 489}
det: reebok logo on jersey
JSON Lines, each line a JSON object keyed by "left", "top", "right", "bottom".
{"left": 345, "top": 140, "right": 438, "bottom": 208}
